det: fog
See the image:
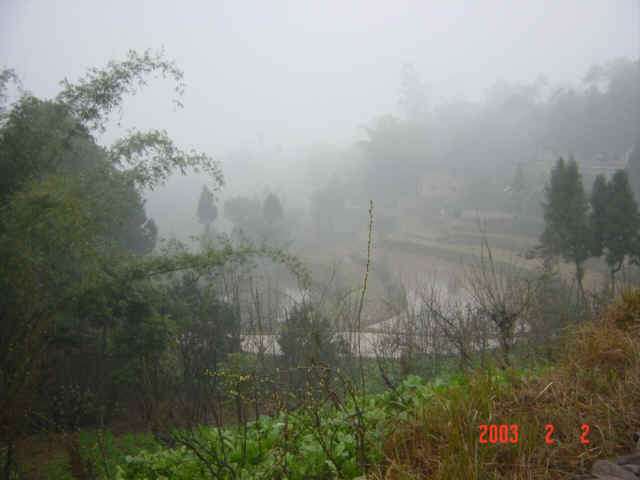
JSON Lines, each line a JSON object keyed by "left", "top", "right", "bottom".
{"left": 4, "top": 4, "right": 640, "bottom": 470}
{"left": 3, "top": 1, "right": 637, "bottom": 148}
{"left": 2, "top": 0, "right": 639, "bottom": 273}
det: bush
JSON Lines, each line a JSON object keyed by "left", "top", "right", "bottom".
{"left": 48, "top": 384, "right": 98, "bottom": 431}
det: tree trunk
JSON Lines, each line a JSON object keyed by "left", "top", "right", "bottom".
{"left": 575, "top": 261, "right": 585, "bottom": 304}
{"left": 610, "top": 268, "right": 616, "bottom": 297}
{"left": 502, "top": 340, "right": 511, "bottom": 367}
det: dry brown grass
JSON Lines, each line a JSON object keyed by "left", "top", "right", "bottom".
{"left": 370, "top": 288, "right": 640, "bottom": 479}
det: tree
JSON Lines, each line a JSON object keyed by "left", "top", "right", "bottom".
{"left": 310, "top": 180, "right": 346, "bottom": 236}
{"left": 0, "top": 68, "right": 20, "bottom": 118}
{"left": 546, "top": 59, "right": 639, "bottom": 163}
{"left": 419, "top": 287, "right": 480, "bottom": 373}
{"left": 604, "top": 170, "right": 639, "bottom": 291}
{"left": 627, "top": 138, "right": 640, "bottom": 202}
{"left": 590, "top": 174, "right": 610, "bottom": 257}
{"left": 166, "top": 272, "right": 240, "bottom": 414}
{"left": 277, "top": 303, "right": 340, "bottom": 370}
{"left": 0, "top": 50, "right": 224, "bottom": 466}
{"left": 358, "top": 115, "right": 427, "bottom": 206}
{"left": 466, "top": 237, "right": 538, "bottom": 367}
{"left": 399, "top": 63, "right": 428, "bottom": 122}
{"left": 197, "top": 184, "right": 217, "bottom": 235}
{"left": 224, "top": 195, "right": 263, "bottom": 241}
{"left": 0, "top": 96, "right": 93, "bottom": 203}
{"left": 263, "top": 192, "right": 283, "bottom": 225}
{"left": 0, "top": 52, "right": 311, "bottom": 476}
{"left": 540, "top": 157, "right": 591, "bottom": 297}
{"left": 512, "top": 162, "right": 526, "bottom": 193}
{"left": 591, "top": 170, "right": 640, "bottom": 292}
{"left": 509, "top": 162, "right": 528, "bottom": 217}
{"left": 224, "top": 196, "right": 260, "bottom": 226}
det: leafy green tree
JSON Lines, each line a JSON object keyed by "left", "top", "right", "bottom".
{"left": 0, "top": 96, "right": 158, "bottom": 257}
{"left": 0, "top": 68, "right": 20, "bottom": 116}
{"left": 0, "top": 96, "right": 92, "bottom": 203}
{"left": 166, "top": 273, "right": 240, "bottom": 391}
{"left": 263, "top": 192, "right": 283, "bottom": 224}
{"left": 540, "top": 157, "right": 591, "bottom": 296}
{"left": 0, "top": 50, "right": 223, "bottom": 458}
{"left": 0, "top": 49, "right": 307, "bottom": 475}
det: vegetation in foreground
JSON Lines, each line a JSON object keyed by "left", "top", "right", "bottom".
{"left": 15, "top": 287, "right": 637, "bottom": 480}
{"left": 2, "top": 50, "right": 639, "bottom": 480}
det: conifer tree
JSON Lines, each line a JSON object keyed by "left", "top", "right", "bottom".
{"left": 263, "top": 192, "right": 283, "bottom": 225}
{"left": 197, "top": 184, "right": 217, "bottom": 234}
{"left": 626, "top": 138, "right": 640, "bottom": 202}
{"left": 589, "top": 173, "right": 610, "bottom": 257}
{"left": 591, "top": 170, "right": 640, "bottom": 292}
{"left": 540, "top": 157, "right": 591, "bottom": 297}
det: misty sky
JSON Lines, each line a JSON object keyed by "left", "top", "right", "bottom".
{"left": 2, "top": 0, "right": 638, "bottom": 153}
{"left": 2, "top": 0, "right": 638, "bottom": 239}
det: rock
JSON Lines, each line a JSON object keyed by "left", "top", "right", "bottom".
{"left": 612, "top": 455, "right": 640, "bottom": 466}
{"left": 592, "top": 459, "right": 637, "bottom": 480}
{"left": 622, "top": 464, "right": 640, "bottom": 474}
{"left": 572, "top": 431, "right": 640, "bottom": 479}
{"left": 594, "top": 476, "right": 633, "bottom": 480}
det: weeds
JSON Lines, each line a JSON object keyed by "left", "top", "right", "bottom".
{"left": 26, "top": 289, "right": 640, "bottom": 480}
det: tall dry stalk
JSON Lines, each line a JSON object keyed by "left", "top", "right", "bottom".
{"left": 356, "top": 200, "right": 374, "bottom": 394}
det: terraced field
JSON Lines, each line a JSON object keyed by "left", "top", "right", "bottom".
{"left": 297, "top": 208, "right": 605, "bottom": 318}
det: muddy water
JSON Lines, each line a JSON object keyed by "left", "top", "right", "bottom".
{"left": 240, "top": 275, "right": 471, "bottom": 358}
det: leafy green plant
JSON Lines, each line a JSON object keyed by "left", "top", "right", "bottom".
{"left": 112, "top": 376, "right": 410, "bottom": 479}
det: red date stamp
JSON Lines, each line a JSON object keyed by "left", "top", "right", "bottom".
{"left": 478, "top": 424, "right": 591, "bottom": 444}
{"left": 478, "top": 424, "right": 518, "bottom": 443}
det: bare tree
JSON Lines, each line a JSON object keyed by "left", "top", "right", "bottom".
{"left": 374, "top": 275, "right": 487, "bottom": 377}
{"left": 373, "top": 278, "right": 448, "bottom": 382}
{"left": 465, "top": 236, "right": 539, "bottom": 367}
{"left": 423, "top": 292, "right": 478, "bottom": 372}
